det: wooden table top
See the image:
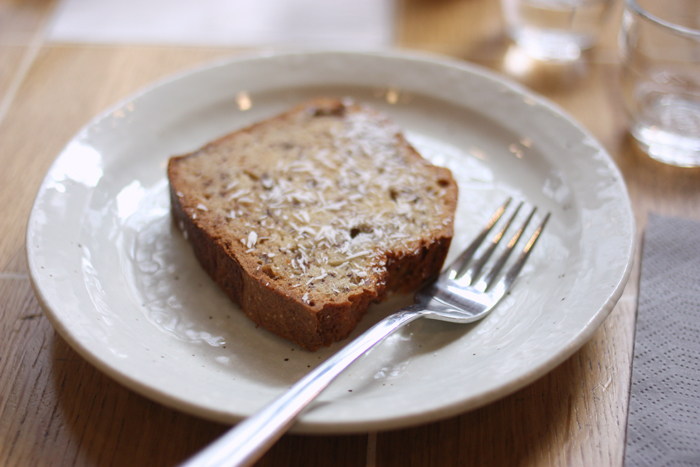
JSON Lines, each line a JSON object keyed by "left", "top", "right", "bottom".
{"left": 2, "top": 0, "right": 699, "bottom": 466}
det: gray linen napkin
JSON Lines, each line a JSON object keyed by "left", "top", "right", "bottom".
{"left": 624, "top": 214, "right": 700, "bottom": 467}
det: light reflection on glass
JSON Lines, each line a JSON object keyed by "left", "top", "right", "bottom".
{"left": 503, "top": 45, "right": 535, "bottom": 77}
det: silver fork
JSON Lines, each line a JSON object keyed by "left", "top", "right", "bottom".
{"left": 181, "top": 198, "right": 550, "bottom": 467}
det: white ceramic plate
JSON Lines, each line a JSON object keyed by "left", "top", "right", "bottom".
{"left": 27, "top": 50, "right": 635, "bottom": 434}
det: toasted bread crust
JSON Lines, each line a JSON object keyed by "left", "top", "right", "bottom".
{"left": 168, "top": 98, "right": 457, "bottom": 350}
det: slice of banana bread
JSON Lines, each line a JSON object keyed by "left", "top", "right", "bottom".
{"left": 167, "top": 98, "right": 458, "bottom": 351}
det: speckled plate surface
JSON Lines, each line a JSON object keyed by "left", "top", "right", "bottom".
{"left": 26, "top": 50, "right": 635, "bottom": 433}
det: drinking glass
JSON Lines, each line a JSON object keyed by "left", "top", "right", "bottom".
{"left": 501, "top": 0, "right": 615, "bottom": 61}
{"left": 619, "top": 0, "right": 700, "bottom": 167}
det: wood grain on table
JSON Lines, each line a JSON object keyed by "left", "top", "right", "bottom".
{"left": 2, "top": 0, "right": 699, "bottom": 466}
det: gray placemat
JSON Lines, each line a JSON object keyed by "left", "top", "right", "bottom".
{"left": 624, "top": 214, "right": 700, "bottom": 467}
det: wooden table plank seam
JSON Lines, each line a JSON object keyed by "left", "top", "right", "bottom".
{"left": 0, "top": 0, "right": 57, "bottom": 127}
{"left": 0, "top": 273, "right": 29, "bottom": 279}
{"left": 365, "top": 432, "right": 377, "bottom": 467}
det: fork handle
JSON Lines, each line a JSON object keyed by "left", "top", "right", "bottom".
{"left": 180, "top": 305, "right": 425, "bottom": 467}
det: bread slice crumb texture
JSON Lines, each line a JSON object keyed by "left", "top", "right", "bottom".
{"left": 168, "top": 98, "right": 457, "bottom": 350}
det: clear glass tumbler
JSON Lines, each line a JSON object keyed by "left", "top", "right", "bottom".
{"left": 501, "top": 0, "right": 615, "bottom": 61}
{"left": 619, "top": 0, "right": 700, "bottom": 167}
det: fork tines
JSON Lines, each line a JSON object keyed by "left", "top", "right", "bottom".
{"left": 444, "top": 198, "right": 550, "bottom": 293}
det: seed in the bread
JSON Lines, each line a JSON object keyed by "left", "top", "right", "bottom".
{"left": 196, "top": 203, "right": 208, "bottom": 211}
{"left": 228, "top": 189, "right": 248, "bottom": 201}
{"left": 246, "top": 231, "right": 258, "bottom": 249}
{"left": 262, "top": 265, "right": 276, "bottom": 279}
{"left": 261, "top": 175, "right": 274, "bottom": 189}
{"left": 243, "top": 169, "right": 259, "bottom": 181}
